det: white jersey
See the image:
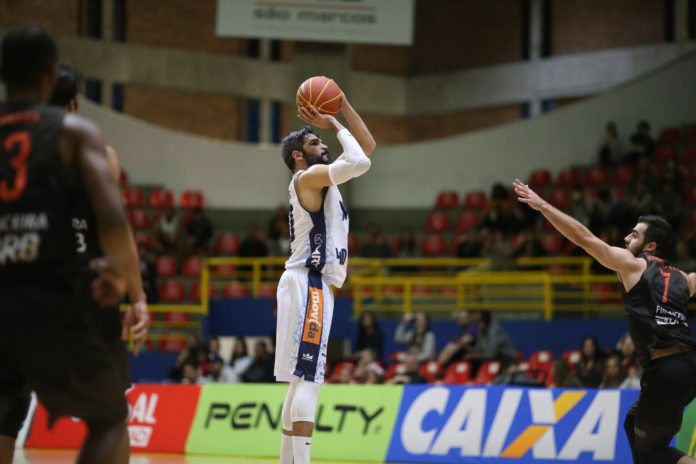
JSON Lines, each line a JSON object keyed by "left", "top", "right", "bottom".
{"left": 285, "top": 171, "right": 349, "bottom": 288}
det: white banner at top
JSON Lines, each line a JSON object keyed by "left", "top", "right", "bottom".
{"left": 216, "top": 0, "right": 415, "bottom": 45}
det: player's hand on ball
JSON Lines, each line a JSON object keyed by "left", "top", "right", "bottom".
{"left": 298, "top": 106, "right": 336, "bottom": 129}
{"left": 513, "top": 178, "right": 545, "bottom": 211}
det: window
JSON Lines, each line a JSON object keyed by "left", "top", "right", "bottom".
{"left": 245, "top": 99, "right": 260, "bottom": 143}
{"left": 112, "top": 84, "right": 124, "bottom": 112}
{"left": 113, "top": 0, "right": 127, "bottom": 41}
{"left": 84, "top": 79, "right": 102, "bottom": 104}
{"left": 84, "top": 0, "right": 102, "bottom": 39}
{"left": 271, "top": 101, "right": 283, "bottom": 143}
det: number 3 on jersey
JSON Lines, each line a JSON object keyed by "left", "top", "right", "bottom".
{"left": 0, "top": 131, "right": 31, "bottom": 202}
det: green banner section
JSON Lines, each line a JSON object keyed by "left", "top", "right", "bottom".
{"left": 186, "top": 383, "right": 402, "bottom": 462}
{"left": 678, "top": 399, "right": 696, "bottom": 457}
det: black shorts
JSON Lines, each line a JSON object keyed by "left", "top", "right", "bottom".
{"left": 0, "top": 294, "right": 130, "bottom": 427}
{"left": 0, "top": 395, "right": 30, "bottom": 439}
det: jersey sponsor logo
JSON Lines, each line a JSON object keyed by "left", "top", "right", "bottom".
{"left": 389, "top": 387, "right": 632, "bottom": 462}
{"left": 339, "top": 200, "right": 349, "bottom": 221}
{"left": 311, "top": 246, "right": 322, "bottom": 267}
{"left": 302, "top": 353, "right": 314, "bottom": 362}
{"left": 336, "top": 247, "right": 347, "bottom": 265}
{"left": 655, "top": 305, "right": 688, "bottom": 327}
{"left": 301, "top": 285, "right": 323, "bottom": 344}
{"left": 0, "top": 212, "right": 48, "bottom": 232}
{"left": 0, "top": 232, "right": 40, "bottom": 265}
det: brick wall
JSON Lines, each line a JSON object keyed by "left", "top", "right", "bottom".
{"left": 0, "top": 0, "right": 80, "bottom": 35}
{"left": 351, "top": 0, "right": 522, "bottom": 75}
{"left": 361, "top": 105, "right": 521, "bottom": 144}
{"left": 124, "top": 85, "right": 244, "bottom": 141}
{"left": 552, "top": 0, "right": 664, "bottom": 55}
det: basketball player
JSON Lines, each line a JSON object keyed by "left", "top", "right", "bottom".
{"left": 0, "top": 27, "right": 147, "bottom": 464}
{"left": 276, "top": 99, "right": 375, "bottom": 464}
{"left": 513, "top": 179, "right": 696, "bottom": 464}
{"left": 0, "top": 62, "right": 139, "bottom": 463}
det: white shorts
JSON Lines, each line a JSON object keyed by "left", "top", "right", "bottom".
{"left": 274, "top": 268, "right": 334, "bottom": 384}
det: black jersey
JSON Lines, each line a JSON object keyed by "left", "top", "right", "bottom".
{"left": 0, "top": 101, "right": 81, "bottom": 296}
{"left": 621, "top": 253, "right": 696, "bottom": 367}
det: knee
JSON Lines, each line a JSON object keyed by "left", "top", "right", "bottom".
{"left": 290, "top": 379, "right": 321, "bottom": 423}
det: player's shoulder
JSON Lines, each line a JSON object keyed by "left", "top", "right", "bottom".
{"left": 61, "top": 113, "right": 103, "bottom": 142}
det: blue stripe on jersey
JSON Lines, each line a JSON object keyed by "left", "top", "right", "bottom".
{"left": 304, "top": 208, "right": 327, "bottom": 272}
{"left": 294, "top": 270, "right": 323, "bottom": 381}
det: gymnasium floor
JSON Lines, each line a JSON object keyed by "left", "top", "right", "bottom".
{"left": 15, "top": 449, "right": 382, "bottom": 464}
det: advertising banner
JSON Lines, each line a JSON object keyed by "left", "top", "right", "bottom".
{"left": 216, "top": 0, "right": 415, "bottom": 45}
{"left": 677, "top": 399, "right": 696, "bottom": 457}
{"left": 387, "top": 386, "right": 640, "bottom": 464}
{"left": 186, "top": 383, "right": 402, "bottom": 461}
{"left": 26, "top": 384, "right": 200, "bottom": 453}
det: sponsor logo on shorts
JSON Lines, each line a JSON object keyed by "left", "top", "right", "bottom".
{"left": 302, "top": 353, "right": 314, "bottom": 361}
{"left": 302, "top": 285, "right": 323, "bottom": 344}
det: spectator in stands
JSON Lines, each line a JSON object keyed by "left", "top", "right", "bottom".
{"left": 456, "top": 230, "right": 483, "bottom": 259}
{"left": 653, "top": 183, "right": 682, "bottom": 230}
{"left": 352, "top": 348, "right": 381, "bottom": 383}
{"left": 661, "top": 158, "right": 684, "bottom": 195}
{"left": 385, "top": 355, "right": 426, "bottom": 385}
{"left": 393, "top": 229, "right": 417, "bottom": 258}
{"left": 576, "top": 336, "right": 605, "bottom": 388}
{"left": 267, "top": 205, "right": 290, "bottom": 256}
{"left": 202, "top": 354, "right": 239, "bottom": 383}
{"left": 620, "top": 365, "right": 641, "bottom": 389}
{"left": 617, "top": 333, "right": 639, "bottom": 377}
{"left": 354, "top": 311, "right": 384, "bottom": 359}
{"left": 514, "top": 230, "right": 544, "bottom": 259}
{"left": 207, "top": 336, "right": 221, "bottom": 357}
{"left": 229, "top": 337, "right": 253, "bottom": 378}
{"left": 363, "top": 363, "right": 385, "bottom": 385}
{"left": 568, "top": 184, "right": 592, "bottom": 227}
{"left": 481, "top": 183, "right": 519, "bottom": 235}
{"left": 394, "top": 312, "right": 436, "bottom": 362}
{"left": 168, "top": 334, "right": 203, "bottom": 382}
{"left": 361, "top": 224, "right": 392, "bottom": 258}
{"left": 626, "top": 181, "right": 653, "bottom": 218}
{"left": 438, "top": 311, "right": 477, "bottom": 366}
{"left": 626, "top": 119, "right": 655, "bottom": 162}
{"left": 239, "top": 224, "right": 269, "bottom": 257}
{"left": 185, "top": 207, "right": 214, "bottom": 254}
{"left": 181, "top": 362, "right": 201, "bottom": 384}
{"left": 589, "top": 187, "right": 617, "bottom": 233}
{"left": 674, "top": 240, "right": 696, "bottom": 271}
{"left": 598, "top": 121, "right": 622, "bottom": 165}
{"left": 241, "top": 340, "right": 275, "bottom": 383}
{"left": 599, "top": 355, "right": 625, "bottom": 388}
{"left": 154, "top": 208, "right": 182, "bottom": 254}
{"left": 482, "top": 231, "right": 515, "bottom": 270}
{"left": 465, "top": 311, "right": 518, "bottom": 371}
{"left": 334, "top": 363, "right": 355, "bottom": 384}
{"left": 138, "top": 244, "right": 159, "bottom": 304}
{"left": 630, "top": 155, "right": 658, "bottom": 194}
{"left": 550, "top": 359, "right": 583, "bottom": 388}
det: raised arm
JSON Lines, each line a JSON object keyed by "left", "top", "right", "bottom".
{"left": 339, "top": 97, "right": 376, "bottom": 156}
{"left": 513, "top": 179, "right": 644, "bottom": 275}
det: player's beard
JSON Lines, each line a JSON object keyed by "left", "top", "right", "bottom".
{"left": 627, "top": 239, "right": 644, "bottom": 257}
{"left": 303, "top": 149, "right": 331, "bottom": 167}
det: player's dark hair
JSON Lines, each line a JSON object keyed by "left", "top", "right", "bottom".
{"left": 637, "top": 215, "right": 675, "bottom": 260}
{"left": 49, "top": 64, "right": 80, "bottom": 107}
{"left": 280, "top": 126, "right": 316, "bottom": 171}
{"left": 0, "top": 27, "right": 57, "bottom": 89}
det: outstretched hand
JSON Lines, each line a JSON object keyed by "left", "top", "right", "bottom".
{"left": 297, "top": 106, "right": 336, "bottom": 129}
{"left": 513, "top": 178, "right": 546, "bottom": 211}
{"left": 122, "top": 300, "right": 149, "bottom": 356}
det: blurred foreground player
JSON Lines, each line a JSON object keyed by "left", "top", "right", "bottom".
{"left": 514, "top": 179, "right": 696, "bottom": 464}
{"left": 275, "top": 98, "right": 375, "bottom": 464}
{"left": 0, "top": 28, "right": 147, "bottom": 464}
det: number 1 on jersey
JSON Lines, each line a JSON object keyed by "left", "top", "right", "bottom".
{"left": 0, "top": 131, "right": 31, "bottom": 202}
{"left": 659, "top": 268, "right": 671, "bottom": 304}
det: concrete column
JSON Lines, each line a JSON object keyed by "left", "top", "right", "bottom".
{"left": 101, "top": 0, "right": 114, "bottom": 42}
{"left": 528, "top": 0, "right": 543, "bottom": 117}
{"left": 259, "top": 39, "right": 273, "bottom": 144}
{"left": 675, "top": 0, "right": 689, "bottom": 42}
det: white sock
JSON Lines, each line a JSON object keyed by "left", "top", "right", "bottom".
{"left": 280, "top": 433, "right": 294, "bottom": 464}
{"left": 292, "top": 435, "right": 312, "bottom": 464}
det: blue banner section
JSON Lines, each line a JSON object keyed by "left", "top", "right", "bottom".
{"left": 387, "top": 386, "right": 640, "bottom": 464}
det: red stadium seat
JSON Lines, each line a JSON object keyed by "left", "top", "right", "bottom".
{"left": 122, "top": 188, "right": 145, "bottom": 208}
{"left": 190, "top": 282, "right": 216, "bottom": 302}
{"left": 435, "top": 191, "right": 459, "bottom": 209}
{"left": 540, "top": 234, "right": 564, "bottom": 255}
{"left": 463, "top": 190, "right": 487, "bottom": 209}
{"left": 655, "top": 146, "right": 678, "bottom": 162}
{"left": 442, "top": 361, "right": 472, "bottom": 384}
{"left": 158, "top": 336, "right": 187, "bottom": 352}
{"left": 591, "top": 282, "right": 621, "bottom": 304}
{"left": 181, "top": 256, "right": 204, "bottom": 277}
{"left": 684, "top": 146, "right": 696, "bottom": 163}
{"left": 420, "top": 234, "right": 446, "bottom": 256}
{"left": 154, "top": 256, "right": 178, "bottom": 277}
{"left": 385, "top": 363, "right": 406, "bottom": 380}
{"left": 133, "top": 232, "right": 154, "bottom": 250}
{"left": 425, "top": 212, "right": 450, "bottom": 232}
{"left": 221, "top": 281, "right": 249, "bottom": 298}
{"left": 528, "top": 169, "right": 552, "bottom": 188}
{"left": 149, "top": 188, "right": 175, "bottom": 209}
{"left": 556, "top": 168, "right": 580, "bottom": 187}
{"left": 528, "top": 350, "right": 554, "bottom": 373}
{"left": 258, "top": 282, "right": 278, "bottom": 298}
{"left": 455, "top": 212, "right": 481, "bottom": 232}
{"left": 548, "top": 190, "right": 571, "bottom": 209}
{"left": 214, "top": 233, "right": 240, "bottom": 255}
{"left": 658, "top": 127, "right": 681, "bottom": 144}
{"left": 610, "top": 187, "right": 627, "bottom": 201}
{"left": 419, "top": 361, "right": 442, "bottom": 383}
{"left": 613, "top": 165, "right": 634, "bottom": 185}
{"left": 210, "top": 264, "right": 236, "bottom": 276}
{"left": 686, "top": 126, "right": 696, "bottom": 144}
{"left": 163, "top": 312, "right": 191, "bottom": 324}
{"left": 563, "top": 350, "right": 583, "bottom": 372}
{"left": 180, "top": 190, "right": 205, "bottom": 209}
{"left": 583, "top": 166, "right": 609, "bottom": 185}
{"left": 159, "top": 279, "right": 185, "bottom": 303}
{"left": 348, "top": 234, "right": 360, "bottom": 254}
{"left": 328, "top": 360, "right": 355, "bottom": 383}
{"left": 127, "top": 208, "right": 150, "bottom": 229}
{"left": 473, "top": 360, "right": 501, "bottom": 385}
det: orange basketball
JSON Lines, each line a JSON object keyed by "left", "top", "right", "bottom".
{"left": 296, "top": 76, "right": 343, "bottom": 115}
